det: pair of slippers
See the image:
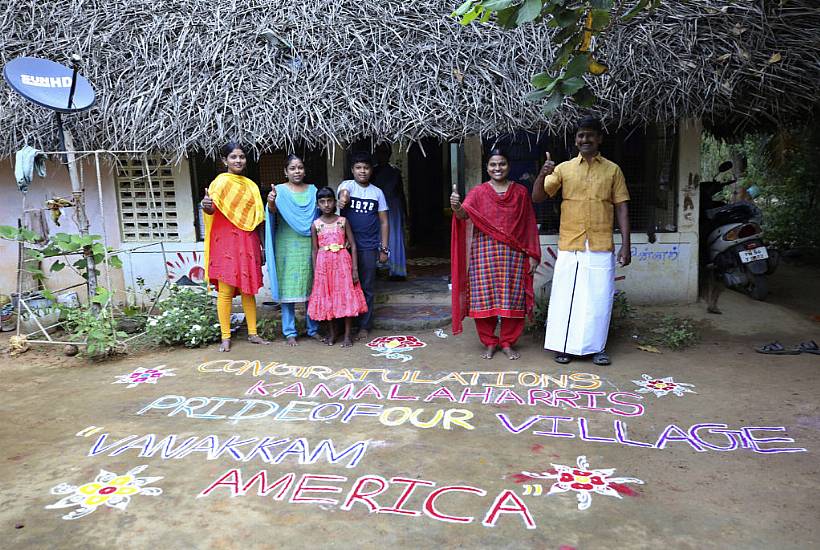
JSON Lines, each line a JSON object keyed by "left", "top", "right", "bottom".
{"left": 755, "top": 340, "right": 820, "bottom": 355}
{"left": 554, "top": 351, "right": 611, "bottom": 365}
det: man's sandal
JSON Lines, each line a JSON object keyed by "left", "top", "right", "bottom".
{"left": 592, "top": 351, "right": 611, "bottom": 366}
{"left": 755, "top": 342, "right": 800, "bottom": 355}
{"left": 795, "top": 340, "right": 820, "bottom": 355}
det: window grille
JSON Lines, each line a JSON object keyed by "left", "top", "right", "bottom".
{"left": 116, "top": 155, "right": 180, "bottom": 242}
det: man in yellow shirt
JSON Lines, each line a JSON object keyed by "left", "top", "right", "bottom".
{"left": 532, "top": 116, "right": 631, "bottom": 365}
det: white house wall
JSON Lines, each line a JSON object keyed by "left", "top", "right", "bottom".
{"left": 536, "top": 233, "right": 696, "bottom": 304}
{"left": 0, "top": 156, "right": 125, "bottom": 301}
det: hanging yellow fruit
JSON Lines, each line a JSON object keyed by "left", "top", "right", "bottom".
{"left": 588, "top": 58, "right": 609, "bottom": 75}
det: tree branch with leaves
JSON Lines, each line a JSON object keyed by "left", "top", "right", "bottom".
{"left": 453, "top": 0, "right": 662, "bottom": 113}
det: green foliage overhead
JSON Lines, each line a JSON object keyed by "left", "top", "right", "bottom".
{"left": 452, "top": 0, "right": 661, "bottom": 113}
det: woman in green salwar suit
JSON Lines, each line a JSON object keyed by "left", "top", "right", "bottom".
{"left": 265, "top": 154, "right": 320, "bottom": 345}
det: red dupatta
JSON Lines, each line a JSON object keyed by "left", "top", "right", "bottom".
{"left": 451, "top": 182, "right": 541, "bottom": 334}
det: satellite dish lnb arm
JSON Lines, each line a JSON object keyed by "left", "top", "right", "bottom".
{"left": 67, "top": 54, "right": 82, "bottom": 110}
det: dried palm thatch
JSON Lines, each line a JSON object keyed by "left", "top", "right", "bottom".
{"left": 1, "top": 0, "right": 817, "bottom": 156}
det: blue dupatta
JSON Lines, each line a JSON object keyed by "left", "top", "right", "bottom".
{"left": 265, "top": 183, "right": 318, "bottom": 301}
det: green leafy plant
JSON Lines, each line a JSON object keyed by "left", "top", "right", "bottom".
{"left": 145, "top": 286, "right": 220, "bottom": 347}
{"left": 610, "top": 290, "right": 634, "bottom": 330}
{"left": 123, "top": 276, "right": 156, "bottom": 318}
{"left": 452, "top": 0, "right": 661, "bottom": 113}
{"left": 702, "top": 127, "right": 820, "bottom": 250}
{"left": 649, "top": 315, "right": 699, "bottom": 350}
{"left": 0, "top": 226, "right": 122, "bottom": 282}
{"left": 62, "top": 303, "right": 127, "bottom": 358}
{"left": 526, "top": 291, "right": 550, "bottom": 334}
{"left": 256, "top": 317, "right": 280, "bottom": 341}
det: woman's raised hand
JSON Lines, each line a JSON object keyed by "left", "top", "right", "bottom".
{"left": 201, "top": 189, "right": 214, "bottom": 214}
{"left": 449, "top": 183, "right": 462, "bottom": 211}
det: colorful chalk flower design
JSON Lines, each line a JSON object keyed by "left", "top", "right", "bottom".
{"left": 632, "top": 373, "right": 696, "bottom": 397}
{"left": 366, "top": 335, "right": 427, "bottom": 362}
{"left": 113, "top": 365, "right": 176, "bottom": 388}
{"left": 522, "top": 455, "right": 643, "bottom": 511}
{"left": 46, "top": 465, "right": 163, "bottom": 520}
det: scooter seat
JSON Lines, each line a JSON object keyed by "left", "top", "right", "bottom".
{"left": 706, "top": 202, "right": 761, "bottom": 226}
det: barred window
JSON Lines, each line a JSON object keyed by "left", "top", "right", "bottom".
{"left": 115, "top": 155, "right": 180, "bottom": 242}
{"left": 488, "top": 124, "right": 679, "bottom": 235}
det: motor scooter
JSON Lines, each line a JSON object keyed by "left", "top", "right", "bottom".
{"left": 700, "top": 161, "right": 778, "bottom": 301}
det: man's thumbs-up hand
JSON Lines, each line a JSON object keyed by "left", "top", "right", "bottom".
{"left": 539, "top": 152, "right": 555, "bottom": 177}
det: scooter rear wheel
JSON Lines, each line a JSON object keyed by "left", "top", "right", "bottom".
{"left": 748, "top": 273, "right": 768, "bottom": 301}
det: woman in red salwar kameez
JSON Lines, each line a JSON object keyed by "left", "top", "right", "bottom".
{"left": 450, "top": 149, "right": 541, "bottom": 360}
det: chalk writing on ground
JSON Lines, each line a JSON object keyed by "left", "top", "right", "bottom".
{"left": 197, "top": 359, "right": 605, "bottom": 390}
{"left": 44, "top": 354, "right": 809, "bottom": 528}
{"left": 242, "top": 381, "right": 645, "bottom": 417}
{"left": 497, "top": 414, "right": 806, "bottom": 454}
{"left": 198, "top": 469, "right": 537, "bottom": 530}
{"left": 136, "top": 395, "right": 476, "bottom": 431}
{"left": 86, "top": 433, "right": 368, "bottom": 468}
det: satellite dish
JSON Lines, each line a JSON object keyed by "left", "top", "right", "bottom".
{"left": 3, "top": 57, "right": 95, "bottom": 113}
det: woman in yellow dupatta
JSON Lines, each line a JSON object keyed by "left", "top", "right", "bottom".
{"left": 201, "top": 143, "right": 270, "bottom": 352}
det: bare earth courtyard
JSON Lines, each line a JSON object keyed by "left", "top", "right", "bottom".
{"left": 1, "top": 275, "right": 819, "bottom": 550}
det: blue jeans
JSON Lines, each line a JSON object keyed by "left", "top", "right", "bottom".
{"left": 280, "top": 302, "right": 318, "bottom": 339}
{"left": 356, "top": 248, "right": 378, "bottom": 331}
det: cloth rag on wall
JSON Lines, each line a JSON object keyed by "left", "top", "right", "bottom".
{"left": 15, "top": 146, "right": 47, "bottom": 193}
{"left": 544, "top": 244, "right": 615, "bottom": 356}
{"left": 264, "top": 183, "right": 317, "bottom": 302}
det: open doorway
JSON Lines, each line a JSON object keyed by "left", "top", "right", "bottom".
{"left": 406, "top": 139, "right": 451, "bottom": 277}
{"left": 345, "top": 138, "right": 453, "bottom": 279}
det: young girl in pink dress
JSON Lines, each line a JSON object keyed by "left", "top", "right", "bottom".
{"left": 308, "top": 187, "right": 368, "bottom": 346}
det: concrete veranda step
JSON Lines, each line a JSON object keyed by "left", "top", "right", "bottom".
{"left": 373, "top": 304, "right": 451, "bottom": 331}
{"left": 374, "top": 276, "right": 451, "bottom": 305}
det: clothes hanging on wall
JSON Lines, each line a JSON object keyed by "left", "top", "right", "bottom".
{"left": 14, "top": 145, "right": 47, "bottom": 193}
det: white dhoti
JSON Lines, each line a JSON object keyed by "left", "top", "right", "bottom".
{"left": 544, "top": 246, "right": 615, "bottom": 356}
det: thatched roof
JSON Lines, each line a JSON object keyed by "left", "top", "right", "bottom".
{"left": 1, "top": 0, "right": 817, "bottom": 156}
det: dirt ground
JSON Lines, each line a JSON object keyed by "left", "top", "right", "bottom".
{"left": 1, "top": 263, "right": 819, "bottom": 550}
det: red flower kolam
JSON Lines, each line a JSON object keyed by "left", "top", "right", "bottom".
{"left": 520, "top": 455, "right": 643, "bottom": 511}
{"left": 366, "top": 335, "right": 427, "bottom": 350}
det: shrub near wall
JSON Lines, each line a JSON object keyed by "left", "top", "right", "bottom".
{"left": 146, "top": 286, "right": 220, "bottom": 347}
